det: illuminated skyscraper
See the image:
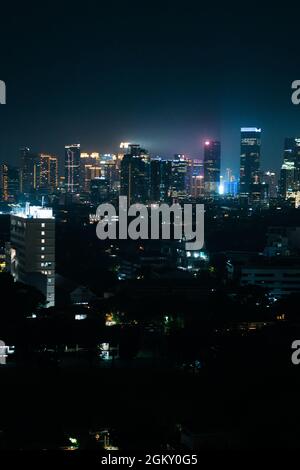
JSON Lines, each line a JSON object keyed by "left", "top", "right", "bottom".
{"left": 279, "top": 162, "right": 295, "bottom": 198}
{"left": 171, "top": 155, "right": 189, "bottom": 199}
{"left": 281, "top": 137, "right": 300, "bottom": 192}
{"left": 203, "top": 140, "right": 221, "bottom": 196}
{"left": 120, "top": 144, "right": 150, "bottom": 204}
{"left": 39, "top": 154, "right": 58, "bottom": 192}
{"left": 65, "top": 144, "right": 81, "bottom": 193}
{"left": 0, "top": 164, "right": 20, "bottom": 202}
{"left": 150, "top": 159, "right": 163, "bottom": 202}
{"left": 223, "top": 169, "right": 238, "bottom": 197}
{"left": 239, "top": 128, "right": 261, "bottom": 198}
{"left": 262, "top": 171, "right": 277, "bottom": 199}
{"left": 150, "top": 158, "right": 172, "bottom": 202}
{"left": 20, "top": 147, "right": 40, "bottom": 196}
{"left": 80, "top": 152, "right": 100, "bottom": 192}
{"left": 190, "top": 159, "right": 204, "bottom": 198}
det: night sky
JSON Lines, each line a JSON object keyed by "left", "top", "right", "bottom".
{"left": 0, "top": 2, "right": 300, "bottom": 174}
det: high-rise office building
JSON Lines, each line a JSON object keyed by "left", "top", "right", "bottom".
{"left": 150, "top": 159, "right": 161, "bottom": 202}
{"left": 203, "top": 140, "right": 221, "bottom": 196}
{"left": 280, "top": 138, "right": 300, "bottom": 193}
{"left": 161, "top": 160, "right": 172, "bottom": 201}
{"left": 223, "top": 169, "right": 238, "bottom": 197}
{"left": 279, "top": 161, "right": 295, "bottom": 198}
{"left": 101, "top": 160, "right": 119, "bottom": 196}
{"left": 65, "top": 144, "right": 81, "bottom": 193}
{"left": 90, "top": 177, "right": 110, "bottom": 205}
{"left": 80, "top": 152, "right": 100, "bottom": 192}
{"left": 262, "top": 171, "right": 277, "bottom": 199}
{"left": 39, "top": 154, "right": 58, "bottom": 192}
{"left": 171, "top": 155, "right": 189, "bottom": 199}
{"left": 120, "top": 144, "right": 150, "bottom": 204}
{"left": 190, "top": 159, "right": 204, "bottom": 198}
{"left": 20, "top": 147, "right": 40, "bottom": 196}
{"left": 239, "top": 128, "right": 261, "bottom": 198}
{"left": 6, "top": 205, "right": 55, "bottom": 307}
{"left": 0, "top": 164, "right": 20, "bottom": 202}
{"left": 149, "top": 158, "right": 172, "bottom": 203}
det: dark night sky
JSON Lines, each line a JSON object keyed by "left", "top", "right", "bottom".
{"left": 0, "top": 2, "right": 300, "bottom": 175}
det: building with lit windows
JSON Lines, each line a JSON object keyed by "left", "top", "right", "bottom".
{"left": 6, "top": 205, "right": 55, "bottom": 307}
{"left": 279, "top": 138, "right": 300, "bottom": 198}
{"left": 171, "top": 155, "right": 189, "bottom": 199}
{"left": 239, "top": 128, "right": 261, "bottom": 199}
{"left": 0, "top": 164, "right": 20, "bottom": 202}
{"left": 262, "top": 171, "right": 277, "bottom": 199}
{"left": 80, "top": 152, "right": 100, "bottom": 192}
{"left": 65, "top": 144, "right": 81, "bottom": 193}
{"left": 279, "top": 161, "right": 295, "bottom": 198}
{"left": 283, "top": 137, "right": 300, "bottom": 190}
{"left": 20, "top": 147, "right": 40, "bottom": 196}
{"left": 39, "top": 154, "right": 58, "bottom": 192}
{"left": 120, "top": 144, "right": 150, "bottom": 204}
{"left": 150, "top": 158, "right": 172, "bottom": 202}
{"left": 189, "top": 160, "right": 204, "bottom": 198}
{"left": 203, "top": 141, "right": 221, "bottom": 196}
{"left": 90, "top": 177, "right": 110, "bottom": 204}
{"left": 239, "top": 259, "right": 300, "bottom": 298}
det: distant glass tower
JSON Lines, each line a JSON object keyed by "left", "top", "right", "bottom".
{"left": 262, "top": 171, "right": 277, "bottom": 199}
{"left": 279, "top": 163, "right": 295, "bottom": 198}
{"left": 80, "top": 152, "right": 100, "bottom": 192}
{"left": 239, "top": 128, "right": 261, "bottom": 198}
{"left": 203, "top": 140, "right": 221, "bottom": 196}
{"left": 120, "top": 144, "right": 150, "bottom": 204}
{"left": 190, "top": 160, "right": 204, "bottom": 198}
{"left": 280, "top": 137, "right": 300, "bottom": 193}
{"left": 20, "top": 147, "right": 40, "bottom": 196}
{"left": 161, "top": 160, "right": 172, "bottom": 201}
{"left": 65, "top": 144, "right": 81, "bottom": 193}
{"left": 39, "top": 154, "right": 58, "bottom": 192}
{"left": 171, "top": 155, "right": 189, "bottom": 199}
{"left": 150, "top": 158, "right": 172, "bottom": 202}
{"left": 150, "top": 159, "right": 162, "bottom": 202}
{"left": 90, "top": 177, "right": 110, "bottom": 205}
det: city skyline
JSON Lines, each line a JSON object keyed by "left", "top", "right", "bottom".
{"left": 1, "top": 129, "right": 299, "bottom": 177}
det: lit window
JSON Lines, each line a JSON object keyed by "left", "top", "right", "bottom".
{"left": 41, "top": 223, "right": 45, "bottom": 228}
{"left": 41, "top": 231, "right": 45, "bottom": 236}
{"left": 41, "top": 255, "right": 45, "bottom": 259}
{"left": 41, "top": 239, "right": 45, "bottom": 244}
{"left": 41, "top": 247, "right": 45, "bottom": 251}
